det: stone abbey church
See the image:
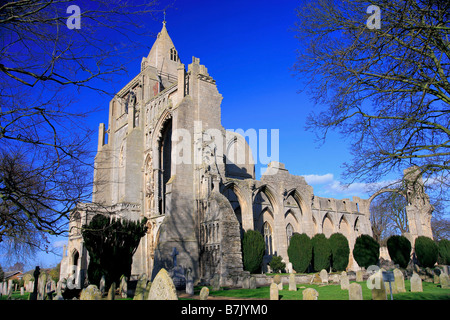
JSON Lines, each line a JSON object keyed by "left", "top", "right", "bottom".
{"left": 60, "top": 22, "right": 434, "bottom": 285}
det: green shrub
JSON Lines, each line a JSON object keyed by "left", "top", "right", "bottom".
{"left": 269, "top": 255, "right": 286, "bottom": 273}
{"left": 438, "top": 239, "right": 450, "bottom": 265}
{"left": 329, "top": 233, "right": 350, "bottom": 271}
{"left": 311, "top": 234, "right": 331, "bottom": 271}
{"left": 82, "top": 214, "right": 148, "bottom": 289}
{"left": 353, "top": 235, "right": 380, "bottom": 268}
{"left": 287, "top": 233, "right": 312, "bottom": 273}
{"left": 415, "top": 236, "right": 439, "bottom": 268}
{"left": 242, "top": 230, "right": 265, "bottom": 273}
{"left": 386, "top": 235, "right": 411, "bottom": 268}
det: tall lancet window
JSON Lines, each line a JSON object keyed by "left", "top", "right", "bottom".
{"left": 263, "top": 222, "right": 273, "bottom": 256}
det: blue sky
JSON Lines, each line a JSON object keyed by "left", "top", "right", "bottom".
{"left": 2, "top": 0, "right": 399, "bottom": 270}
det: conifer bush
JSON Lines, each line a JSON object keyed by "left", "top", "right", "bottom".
{"left": 242, "top": 230, "right": 265, "bottom": 273}
{"left": 386, "top": 235, "right": 411, "bottom": 268}
{"left": 329, "top": 233, "right": 350, "bottom": 271}
{"left": 414, "top": 236, "right": 438, "bottom": 268}
{"left": 82, "top": 214, "right": 148, "bottom": 289}
{"left": 311, "top": 233, "right": 331, "bottom": 271}
{"left": 438, "top": 239, "right": 450, "bottom": 265}
{"left": 287, "top": 233, "right": 312, "bottom": 273}
{"left": 353, "top": 235, "right": 380, "bottom": 268}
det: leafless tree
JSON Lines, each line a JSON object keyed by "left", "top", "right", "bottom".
{"left": 0, "top": 0, "right": 163, "bottom": 261}
{"left": 293, "top": 0, "right": 450, "bottom": 198}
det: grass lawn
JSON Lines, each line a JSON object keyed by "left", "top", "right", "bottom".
{"left": 206, "top": 280, "right": 450, "bottom": 300}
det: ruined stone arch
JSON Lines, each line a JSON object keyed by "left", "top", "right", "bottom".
{"left": 252, "top": 184, "right": 280, "bottom": 216}
{"left": 338, "top": 214, "right": 351, "bottom": 239}
{"left": 221, "top": 181, "right": 252, "bottom": 233}
{"left": 322, "top": 212, "right": 334, "bottom": 238}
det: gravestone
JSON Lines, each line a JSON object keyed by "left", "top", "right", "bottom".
{"left": 348, "top": 282, "right": 363, "bottom": 300}
{"left": 242, "top": 273, "right": 250, "bottom": 289}
{"left": 211, "top": 274, "right": 221, "bottom": 291}
{"left": 133, "top": 274, "right": 148, "bottom": 300}
{"left": 147, "top": 268, "right": 178, "bottom": 300}
{"left": 356, "top": 270, "right": 364, "bottom": 282}
{"left": 439, "top": 273, "right": 449, "bottom": 288}
{"left": 311, "top": 273, "right": 322, "bottom": 284}
{"left": 433, "top": 269, "right": 440, "bottom": 284}
{"left": 270, "top": 283, "right": 279, "bottom": 300}
{"left": 302, "top": 288, "right": 319, "bottom": 300}
{"left": 37, "top": 272, "right": 47, "bottom": 300}
{"left": 273, "top": 274, "right": 282, "bottom": 290}
{"left": 80, "top": 285, "right": 102, "bottom": 300}
{"left": 370, "top": 271, "right": 387, "bottom": 300}
{"left": 340, "top": 271, "right": 350, "bottom": 290}
{"left": 144, "top": 281, "right": 152, "bottom": 299}
{"left": 199, "top": 287, "right": 209, "bottom": 300}
{"left": 410, "top": 273, "right": 423, "bottom": 292}
{"left": 107, "top": 282, "right": 115, "bottom": 300}
{"left": 249, "top": 276, "right": 257, "bottom": 289}
{"left": 319, "top": 269, "right": 328, "bottom": 284}
{"left": 185, "top": 268, "right": 194, "bottom": 295}
{"left": 99, "top": 275, "right": 106, "bottom": 296}
{"left": 30, "top": 266, "right": 40, "bottom": 300}
{"left": 289, "top": 273, "right": 297, "bottom": 291}
{"left": 119, "top": 276, "right": 128, "bottom": 298}
{"left": 393, "top": 269, "right": 406, "bottom": 293}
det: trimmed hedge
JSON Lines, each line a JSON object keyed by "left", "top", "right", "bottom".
{"left": 386, "top": 235, "right": 411, "bottom": 268}
{"left": 311, "top": 233, "right": 331, "bottom": 271}
{"left": 287, "top": 233, "right": 312, "bottom": 273}
{"left": 242, "top": 230, "right": 265, "bottom": 273}
{"left": 329, "top": 233, "right": 350, "bottom": 271}
{"left": 353, "top": 234, "right": 380, "bottom": 268}
{"left": 415, "top": 236, "right": 439, "bottom": 268}
{"left": 438, "top": 239, "right": 450, "bottom": 265}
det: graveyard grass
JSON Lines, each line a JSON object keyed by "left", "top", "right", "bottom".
{"left": 2, "top": 281, "right": 449, "bottom": 300}
{"left": 189, "top": 280, "right": 450, "bottom": 300}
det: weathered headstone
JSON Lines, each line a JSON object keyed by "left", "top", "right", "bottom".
{"left": 242, "top": 273, "right": 250, "bottom": 289}
{"left": 370, "top": 271, "right": 387, "bottom": 300}
{"left": 433, "top": 269, "right": 440, "bottom": 284}
{"left": 37, "top": 272, "right": 47, "bottom": 300}
{"left": 439, "top": 273, "right": 449, "bottom": 288}
{"left": 144, "top": 281, "right": 152, "bottom": 300}
{"left": 273, "top": 274, "right": 282, "bottom": 290}
{"left": 185, "top": 268, "right": 194, "bottom": 295}
{"left": 393, "top": 268, "right": 406, "bottom": 293}
{"left": 302, "top": 288, "right": 319, "bottom": 300}
{"left": 349, "top": 282, "right": 363, "bottom": 300}
{"left": 270, "top": 283, "right": 279, "bottom": 300}
{"left": 199, "top": 286, "right": 209, "bottom": 300}
{"left": 356, "top": 270, "right": 364, "bottom": 282}
{"left": 147, "top": 268, "right": 178, "bottom": 300}
{"left": 20, "top": 287, "right": 24, "bottom": 296}
{"left": 340, "top": 271, "right": 350, "bottom": 290}
{"left": 80, "top": 285, "right": 102, "bottom": 300}
{"left": 133, "top": 273, "right": 148, "bottom": 300}
{"left": 249, "top": 276, "right": 257, "bottom": 289}
{"left": 119, "top": 276, "right": 128, "bottom": 298}
{"left": 99, "top": 275, "right": 106, "bottom": 296}
{"left": 410, "top": 273, "right": 423, "bottom": 292}
{"left": 311, "top": 273, "right": 322, "bottom": 284}
{"left": 319, "top": 269, "right": 328, "bottom": 284}
{"left": 289, "top": 273, "right": 297, "bottom": 291}
{"left": 211, "top": 274, "right": 221, "bottom": 291}
{"left": 107, "top": 282, "right": 115, "bottom": 300}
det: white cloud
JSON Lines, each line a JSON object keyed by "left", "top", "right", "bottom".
{"left": 302, "top": 173, "right": 334, "bottom": 185}
{"left": 53, "top": 240, "right": 68, "bottom": 249}
{"left": 302, "top": 172, "right": 398, "bottom": 199}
